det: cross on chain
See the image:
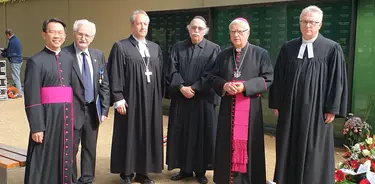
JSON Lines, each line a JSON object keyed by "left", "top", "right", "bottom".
{"left": 145, "top": 67, "right": 152, "bottom": 83}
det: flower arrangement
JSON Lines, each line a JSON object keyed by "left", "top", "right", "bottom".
{"left": 343, "top": 113, "right": 372, "bottom": 147}
{"left": 335, "top": 136, "right": 375, "bottom": 184}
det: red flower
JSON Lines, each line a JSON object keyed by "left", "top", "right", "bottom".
{"left": 335, "top": 169, "right": 345, "bottom": 182}
{"left": 351, "top": 160, "right": 360, "bottom": 169}
{"left": 343, "top": 152, "right": 352, "bottom": 158}
{"left": 360, "top": 145, "right": 366, "bottom": 150}
{"left": 360, "top": 178, "right": 371, "bottom": 184}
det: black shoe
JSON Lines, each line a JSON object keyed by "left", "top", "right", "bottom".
{"left": 170, "top": 172, "right": 193, "bottom": 181}
{"left": 196, "top": 176, "right": 208, "bottom": 184}
{"left": 120, "top": 173, "right": 134, "bottom": 184}
{"left": 134, "top": 173, "right": 155, "bottom": 184}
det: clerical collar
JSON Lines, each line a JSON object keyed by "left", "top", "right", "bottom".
{"left": 132, "top": 35, "right": 147, "bottom": 45}
{"left": 132, "top": 35, "right": 150, "bottom": 57}
{"left": 234, "top": 42, "right": 249, "bottom": 52}
{"left": 298, "top": 34, "right": 318, "bottom": 59}
{"left": 45, "top": 46, "right": 61, "bottom": 55}
{"left": 73, "top": 42, "right": 89, "bottom": 55}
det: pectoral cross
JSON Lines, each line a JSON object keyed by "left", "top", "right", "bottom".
{"left": 145, "top": 67, "right": 152, "bottom": 83}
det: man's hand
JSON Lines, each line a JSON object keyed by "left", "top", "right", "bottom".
{"left": 233, "top": 82, "right": 245, "bottom": 93}
{"left": 116, "top": 103, "right": 127, "bottom": 115}
{"left": 180, "top": 86, "right": 195, "bottom": 99}
{"left": 223, "top": 82, "right": 238, "bottom": 95}
{"left": 272, "top": 109, "right": 279, "bottom": 117}
{"left": 325, "top": 113, "right": 335, "bottom": 124}
{"left": 32, "top": 132, "right": 44, "bottom": 143}
{"left": 101, "top": 115, "right": 108, "bottom": 122}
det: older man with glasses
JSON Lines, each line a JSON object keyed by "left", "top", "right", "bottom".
{"left": 269, "top": 5, "right": 348, "bottom": 184}
{"left": 165, "top": 16, "right": 221, "bottom": 184}
{"left": 63, "top": 19, "right": 110, "bottom": 184}
{"left": 208, "top": 17, "right": 274, "bottom": 184}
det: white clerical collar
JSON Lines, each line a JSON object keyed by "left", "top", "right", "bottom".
{"left": 132, "top": 35, "right": 150, "bottom": 57}
{"left": 297, "top": 34, "right": 318, "bottom": 59}
{"left": 45, "top": 46, "right": 61, "bottom": 55}
{"left": 132, "top": 35, "right": 147, "bottom": 45}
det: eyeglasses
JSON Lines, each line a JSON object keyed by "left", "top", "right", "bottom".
{"left": 76, "top": 32, "right": 94, "bottom": 39}
{"left": 190, "top": 26, "right": 206, "bottom": 31}
{"left": 229, "top": 29, "right": 248, "bottom": 35}
{"left": 300, "top": 20, "right": 321, "bottom": 26}
{"left": 46, "top": 30, "right": 65, "bottom": 36}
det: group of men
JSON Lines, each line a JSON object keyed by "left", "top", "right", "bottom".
{"left": 22, "top": 4, "right": 347, "bottom": 184}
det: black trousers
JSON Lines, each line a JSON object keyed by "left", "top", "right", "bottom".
{"left": 73, "top": 103, "right": 99, "bottom": 184}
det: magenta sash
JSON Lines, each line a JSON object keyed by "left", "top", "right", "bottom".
{"left": 40, "top": 87, "right": 72, "bottom": 104}
{"left": 231, "top": 93, "right": 250, "bottom": 173}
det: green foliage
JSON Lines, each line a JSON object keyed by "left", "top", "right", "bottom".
{"left": 0, "top": 0, "right": 26, "bottom": 3}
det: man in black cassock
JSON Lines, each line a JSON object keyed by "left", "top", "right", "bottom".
{"left": 269, "top": 5, "right": 348, "bottom": 184}
{"left": 210, "top": 17, "right": 273, "bottom": 184}
{"left": 24, "top": 18, "right": 75, "bottom": 184}
{"left": 108, "top": 10, "right": 163, "bottom": 184}
{"left": 63, "top": 19, "right": 110, "bottom": 184}
{"left": 165, "top": 16, "right": 220, "bottom": 184}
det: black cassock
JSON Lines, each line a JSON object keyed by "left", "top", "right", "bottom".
{"left": 210, "top": 43, "right": 273, "bottom": 184}
{"left": 108, "top": 35, "right": 164, "bottom": 174}
{"left": 165, "top": 39, "right": 220, "bottom": 173}
{"left": 24, "top": 48, "right": 74, "bottom": 184}
{"left": 269, "top": 34, "right": 348, "bottom": 184}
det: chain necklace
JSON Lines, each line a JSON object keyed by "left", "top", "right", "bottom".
{"left": 232, "top": 44, "right": 249, "bottom": 78}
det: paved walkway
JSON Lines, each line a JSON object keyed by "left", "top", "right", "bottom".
{"left": 0, "top": 98, "right": 345, "bottom": 183}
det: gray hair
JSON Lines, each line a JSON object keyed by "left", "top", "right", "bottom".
{"left": 300, "top": 5, "right": 323, "bottom": 22}
{"left": 130, "top": 9, "right": 150, "bottom": 24}
{"left": 73, "top": 19, "right": 96, "bottom": 36}
{"left": 228, "top": 19, "right": 250, "bottom": 31}
{"left": 186, "top": 16, "right": 209, "bottom": 35}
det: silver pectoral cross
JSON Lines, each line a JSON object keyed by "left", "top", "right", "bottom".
{"left": 145, "top": 67, "right": 152, "bottom": 83}
{"left": 234, "top": 71, "right": 241, "bottom": 78}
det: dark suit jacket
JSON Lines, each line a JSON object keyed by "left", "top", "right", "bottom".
{"left": 63, "top": 43, "right": 110, "bottom": 130}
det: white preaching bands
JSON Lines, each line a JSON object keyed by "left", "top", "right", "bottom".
{"left": 297, "top": 34, "right": 318, "bottom": 59}
{"left": 113, "top": 35, "right": 151, "bottom": 109}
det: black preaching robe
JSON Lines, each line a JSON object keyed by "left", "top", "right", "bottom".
{"left": 165, "top": 38, "right": 220, "bottom": 173}
{"left": 269, "top": 34, "right": 348, "bottom": 184}
{"left": 108, "top": 35, "right": 164, "bottom": 174}
{"left": 24, "top": 47, "right": 74, "bottom": 184}
{"left": 210, "top": 43, "right": 273, "bottom": 184}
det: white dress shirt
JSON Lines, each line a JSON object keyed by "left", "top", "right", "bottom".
{"left": 74, "top": 43, "right": 94, "bottom": 87}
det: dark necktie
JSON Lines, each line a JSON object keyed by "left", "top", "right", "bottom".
{"left": 81, "top": 52, "right": 94, "bottom": 103}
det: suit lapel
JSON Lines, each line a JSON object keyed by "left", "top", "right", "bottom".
{"left": 70, "top": 44, "right": 84, "bottom": 86}
{"left": 89, "top": 49, "right": 99, "bottom": 96}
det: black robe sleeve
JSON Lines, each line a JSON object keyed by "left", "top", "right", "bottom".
{"left": 166, "top": 45, "right": 185, "bottom": 96}
{"left": 269, "top": 44, "right": 286, "bottom": 110}
{"left": 324, "top": 43, "right": 348, "bottom": 117}
{"left": 108, "top": 41, "right": 126, "bottom": 104}
{"left": 99, "top": 52, "right": 110, "bottom": 116}
{"left": 243, "top": 50, "right": 274, "bottom": 96}
{"left": 158, "top": 45, "right": 165, "bottom": 98}
{"left": 210, "top": 52, "right": 227, "bottom": 96}
{"left": 191, "top": 45, "right": 221, "bottom": 92}
{"left": 24, "top": 57, "right": 45, "bottom": 133}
